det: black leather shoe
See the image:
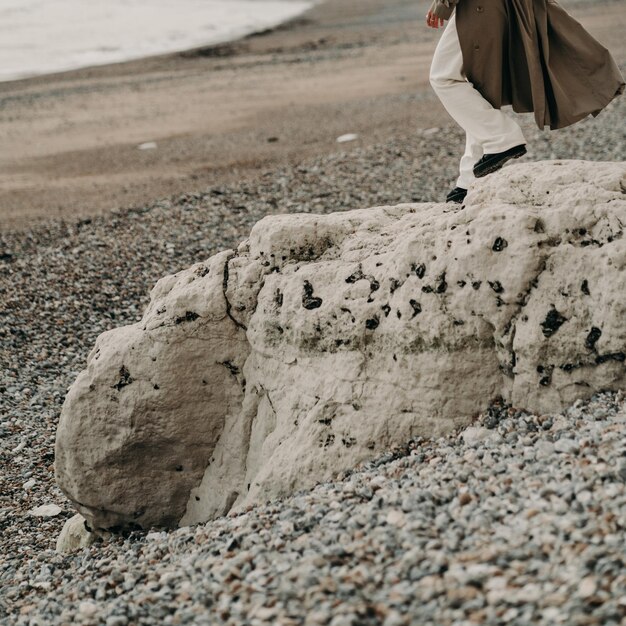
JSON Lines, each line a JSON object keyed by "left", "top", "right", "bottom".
{"left": 446, "top": 187, "right": 467, "bottom": 203}
{"left": 473, "top": 143, "right": 527, "bottom": 178}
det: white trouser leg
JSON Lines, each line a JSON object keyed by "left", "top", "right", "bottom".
{"left": 429, "top": 11, "right": 526, "bottom": 188}
{"left": 457, "top": 131, "right": 484, "bottom": 190}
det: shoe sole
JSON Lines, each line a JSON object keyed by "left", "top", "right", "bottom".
{"left": 473, "top": 145, "right": 527, "bottom": 178}
{"left": 446, "top": 194, "right": 466, "bottom": 204}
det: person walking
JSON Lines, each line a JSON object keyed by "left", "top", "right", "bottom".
{"left": 426, "top": 0, "right": 625, "bottom": 204}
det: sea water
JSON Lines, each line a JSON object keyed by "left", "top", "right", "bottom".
{"left": 0, "top": 0, "right": 314, "bottom": 82}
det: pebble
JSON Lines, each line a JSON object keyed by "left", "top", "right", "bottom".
{"left": 28, "top": 504, "right": 63, "bottom": 518}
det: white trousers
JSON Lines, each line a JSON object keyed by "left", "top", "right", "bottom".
{"left": 429, "top": 11, "right": 526, "bottom": 190}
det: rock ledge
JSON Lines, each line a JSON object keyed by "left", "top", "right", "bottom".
{"left": 55, "top": 160, "right": 626, "bottom": 531}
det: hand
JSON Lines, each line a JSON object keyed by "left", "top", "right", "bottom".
{"left": 426, "top": 10, "right": 445, "bottom": 28}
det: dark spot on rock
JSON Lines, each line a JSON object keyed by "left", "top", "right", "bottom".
{"left": 540, "top": 307, "right": 567, "bottom": 338}
{"left": 195, "top": 496, "right": 200, "bottom": 501}
{"left": 560, "top": 362, "right": 582, "bottom": 372}
{"left": 194, "top": 265, "right": 210, "bottom": 277}
{"left": 341, "top": 436, "right": 356, "bottom": 448}
{"left": 412, "top": 263, "right": 426, "bottom": 279}
{"left": 220, "top": 360, "right": 240, "bottom": 376}
{"left": 389, "top": 277, "right": 402, "bottom": 294}
{"left": 436, "top": 272, "right": 447, "bottom": 293}
{"left": 275, "top": 289, "right": 283, "bottom": 307}
{"left": 370, "top": 279, "right": 380, "bottom": 292}
{"left": 495, "top": 296, "right": 504, "bottom": 307}
{"left": 409, "top": 300, "right": 422, "bottom": 318}
{"left": 581, "top": 279, "right": 590, "bottom": 295}
{"left": 335, "top": 339, "right": 345, "bottom": 347}
{"left": 112, "top": 365, "right": 134, "bottom": 391}
{"left": 453, "top": 319, "right": 465, "bottom": 326}
{"left": 421, "top": 285, "right": 434, "bottom": 293}
{"left": 392, "top": 354, "right": 397, "bottom": 361}
{"left": 457, "top": 280, "right": 466, "bottom": 288}
{"left": 153, "top": 383, "right": 160, "bottom": 390}
{"left": 492, "top": 237, "right": 508, "bottom": 252}
{"left": 595, "top": 352, "right": 625, "bottom": 364}
{"left": 471, "top": 281, "right": 482, "bottom": 290}
{"left": 175, "top": 465, "right": 183, "bottom": 472}
{"left": 156, "top": 306, "right": 166, "bottom": 315}
{"left": 396, "top": 310, "right": 402, "bottom": 319}
{"left": 302, "top": 280, "right": 322, "bottom": 309}
{"left": 345, "top": 268, "right": 365, "bottom": 283}
{"left": 585, "top": 327, "right": 602, "bottom": 350}
{"left": 318, "top": 417, "right": 333, "bottom": 426}
{"left": 538, "top": 365, "right": 554, "bottom": 386}
{"left": 381, "top": 304, "right": 391, "bottom": 317}
{"left": 175, "top": 310, "right": 200, "bottom": 324}
{"left": 488, "top": 280, "right": 504, "bottom": 294}
{"left": 202, "top": 379, "right": 208, "bottom": 385}
{"left": 365, "top": 316, "right": 379, "bottom": 330}
{"left": 578, "top": 228, "right": 587, "bottom": 236}
{"left": 534, "top": 219, "right": 545, "bottom": 233}
{"left": 321, "top": 433, "right": 335, "bottom": 448}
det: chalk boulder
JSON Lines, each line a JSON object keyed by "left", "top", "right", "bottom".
{"left": 55, "top": 160, "right": 626, "bottom": 532}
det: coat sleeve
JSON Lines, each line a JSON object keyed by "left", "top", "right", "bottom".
{"left": 428, "top": 0, "right": 458, "bottom": 20}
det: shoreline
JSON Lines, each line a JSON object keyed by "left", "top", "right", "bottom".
{"left": 0, "top": 0, "right": 624, "bottom": 232}
{"left": 0, "top": 0, "right": 316, "bottom": 84}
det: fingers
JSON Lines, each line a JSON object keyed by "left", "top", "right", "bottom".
{"left": 425, "top": 10, "right": 445, "bottom": 28}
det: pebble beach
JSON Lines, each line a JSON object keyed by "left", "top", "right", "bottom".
{"left": 1, "top": 0, "right": 626, "bottom": 623}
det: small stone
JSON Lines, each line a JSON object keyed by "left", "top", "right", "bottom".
{"left": 535, "top": 440, "right": 555, "bottom": 458}
{"left": 462, "top": 426, "right": 498, "bottom": 446}
{"left": 386, "top": 510, "right": 406, "bottom": 527}
{"left": 336, "top": 133, "right": 359, "bottom": 143}
{"left": 578, "top": 576, "right": 597, "bottom": 599}
{"left": 28, "top": 504, "right": 62, "bottom": 518}
{"left": 459, "top": 492, "right": 472, "bottom": 506}
{"left": 78, "top": 601, "right": 98, "bottom": 617}
{"left": 56, "top": 514, "right": 96, "bottom": 554}
{"left": 554, "top": 438, "right": 579, "bottom": 454}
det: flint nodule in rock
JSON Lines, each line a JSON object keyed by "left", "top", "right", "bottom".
{"left": 55, "top": 160, "right": 626, "bottom": 533}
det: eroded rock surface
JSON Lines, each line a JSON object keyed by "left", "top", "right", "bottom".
{"left": 55, "top": 160, "right": 626, "bottom": 531}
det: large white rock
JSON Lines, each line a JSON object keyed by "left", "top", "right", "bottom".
{"left": 55, "top": 160, "right": 626, "bottom": 532}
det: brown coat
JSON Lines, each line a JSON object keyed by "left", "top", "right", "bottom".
{"left": 429, "top": 0, "right": 625, "bottom": 129}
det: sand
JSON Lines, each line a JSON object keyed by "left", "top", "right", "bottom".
{"left": 0, "top": 0, "right": 624, "bottom": 231}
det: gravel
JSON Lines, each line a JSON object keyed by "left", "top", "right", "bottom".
{"left": 1, "top": 81, "right": 625, "bottom": 625}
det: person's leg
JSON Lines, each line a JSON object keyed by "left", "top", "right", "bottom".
{"left": 457, "top": 131, "right": 483, "bottom": 190}
{"left": 429, "top": 12, "right": 526, "bottom": 155}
